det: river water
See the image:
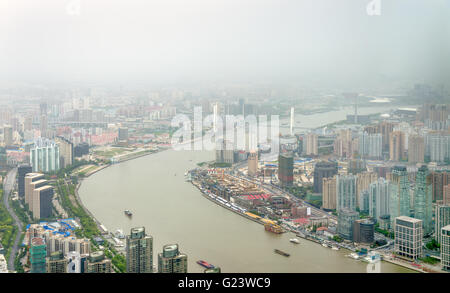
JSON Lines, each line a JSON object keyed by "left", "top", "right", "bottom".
{"left": 78, "top": 105, "right": 414, "bottom": 272}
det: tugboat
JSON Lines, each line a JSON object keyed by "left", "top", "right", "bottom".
{"left": 197, "top": 260, "right": 215, "bottom": 269}
{"left": 124, "top": 210, "right": 132, "bottom": 217}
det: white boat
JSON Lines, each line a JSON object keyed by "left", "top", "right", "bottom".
{"left": 348, "top": 253, "right": 360, "bottom": 260}
{"left": 322, "top": 243, "right": 328, "bottom": 247}
{"left": 331, "top": 246, "right": 339, "bottom": 251}
{"left": 289, "top": 238, "right": 300, "bottom": 244}
{"left": 114, "top": 229, "right": 125, "bottom": 239}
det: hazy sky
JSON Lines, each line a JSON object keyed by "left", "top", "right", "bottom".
{"left": 1, "top": 0, "right": 449, "bottom": 88}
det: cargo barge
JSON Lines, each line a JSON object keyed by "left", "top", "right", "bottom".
{"left": 274, "top": 249, "right": 290, "bottom": 257}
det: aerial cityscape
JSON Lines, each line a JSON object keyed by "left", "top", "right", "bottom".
{"left": 0, "top": 0, "right": 449, "bottom": 279}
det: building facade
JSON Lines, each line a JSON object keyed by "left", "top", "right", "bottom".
{"left": 157, "top": 244, "right": 188, "bottom": 273}
{"left": 126, "top": 227, "right": 153, "bottom": 273}
{"left": 394, "top": 216, "right": 423, "bottom": 261}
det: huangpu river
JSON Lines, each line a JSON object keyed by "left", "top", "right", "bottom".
{"left": 79, "top": 106, "right": 414, "bottom": 272}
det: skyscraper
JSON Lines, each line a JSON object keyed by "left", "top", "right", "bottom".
{"left": 337, "top": 208, "right": 359, "bottom": 240}
{"left": 356, "top": 172, "right": 378, "bottom": 210}
{"left": 30, "top": 138, "right": 60, "bottom": 173}
{"left": 369, "top": 177, "right": 391, "bottom": 221}
{"left": 353, "top": 219, "right": 375, "bottom": 244}
{"left": 30, "top": 237, "right": 47, "bottom": 273}
{"left": 336, "top": 175, "right": 357, "bottom": 213}
{"left": 278, "top": 153, "right": 294, "bottom": 187}
{"left": 248, "top": 151, "right": 258, "bottom": 177}
{"left": 157, "top": 244, "right": 188, "bottom": 273}
{"left": 46, "top": 251, "right": 67, "bottom": 273}
{"left": 358, "top": 132, "right": 382, "bottom": 159}
{"left": 441, "top": 225, "right": 450, "bottom": 271}
{"left": 413, "top": 165, "right": 433, "bottom": 235}
{"left": 3, "top": 125, "right": 13, "bottom": 147}
{"left": 313, "top": 161, "right": 338, "bottom": 194}
{"left": 322, "top": 176, "right": 337, "bottom": 210}
{"left": 389, "top": 166, "right": 411, "bottom": 226}
{"left": 18, "top": 164, "right": 32, "bottom": 199}
{"left": 55, "top": 136, "right": 73, "bottom": 168}
{"left": 394, "top": 216, "right": 423, "bottom": 261}
{"left": 24, "top": 173, "right": 45, "bottom": 208}
{"left": 87, "top": 251, "right": 112, "bottom": 273}
{"left": 126, "top": 227, "right": 153, "bottom": 273}
{"left": 306, "top": 133, "right": 318, "bottom": 156}
{"left": 431, "top": 171, "right": 450, "bottom": 202}
{"left": 32, "top": 185, "right": 54, "bottom": 220}
{"left": 408, "top": 135, "right": 425, "bottom": 164}
{"left": 435, "top": 205, "right": 450, "bottom": 244}
{"left": 389, "top": 131, "right": 406, "bottom": 161}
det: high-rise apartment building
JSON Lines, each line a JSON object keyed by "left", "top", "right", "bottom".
{"left": 306, "top": 133, "right": 318, "bottom": 156}
{"left": 353, "top": 219, "right": 375, "bottom": 244}
{"left": 394, "top": 216, "right": 423, "bottom": 261}
{"left": 55, "top": 136, "right": 73, "bottom": 168}
{"left": 30, "top": 237, "right": 47, "bottom": 273}
{"left": 413, "top": 165, "right": 433, "bottom": 235}
{"left": 46, "top": 251, "right": 67, "bottom": 273}
{"left": 3, "top": 125, "right": 13, "bottom": 147}
{"left": 389, "top": 166, "right": 411, "bottom": 226}
{"left": 336, "top": 175, "right": 357, "bottom": 213}
{"left": 126, "top": 227, "right": 153, "bottom": 273}
{"left": 369, "top": 178, "right": 391, "bottom": 221}
{"left": 313, "top": 161, "right": 338, "bottom": 194}
{"left": 431, "top": 171, "right": 450, "bottom": 202}
{"left": 358, "top": 132, "right": 382, "bottom": 159}
{"left": 30, "top": 138, "right": 60, "bottom": 173}
{"left": 87, "top": 251, "right": 112, "bottom": 273}
{"left": 389, "top": 131, "right": 406, "bottom": 161}
{"left": 322, "top": 176, "right": 337, "bottom": 210}
{"left": 158, "top": 244, "right": 188, "bottom": 273}
{"left": 408, "top": 135, "right": 425, "bottom": 164}
{"left": 356, "top": 172, "right": 378, "bottom": 210}
{"left": 445, "top": 184, "right": 450, "bottom": 205}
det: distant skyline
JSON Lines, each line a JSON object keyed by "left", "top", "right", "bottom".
{"left": 1, "top": 0, "right": 449, "bottom": 90}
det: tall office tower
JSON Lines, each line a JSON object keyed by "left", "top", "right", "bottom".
{"left": 445, "top": 184, "right": 450, "bottom": 205}
{"left": 322, "top": 176, "right": 337, "bottom": 210}
{"left": 24, "top": 173, "right": 45, "bottom": 208}
{"left": 389, "top": 166, "right": 411, "bottom": 226}
{"left": 369, "top": 178, "right": 391, "bottom": 221}
{"left": 389, "top": 131, "right": 406, "bottom": 161}
{"left": 313, "top": 161, "right": 338, "bottom": 194}
{"left": 441, "top": 225, "right": 450, "bottom": 271}
{"left": 3, "top": 125, "right": 13, "bottom": 147}
{"left": 336, "top": 175, "right": 357, "bottom": 213}
{"left": 408, "top": 135, "right": 425, "bottom": 164}
{"left": 290, "top": 107, "right": 295, "bottom": 136}
{"left": 278, "top": 153, "right": 294, "bottom": 187}
{"left": 30, "top": 138, "right": 60, "bottom": 172}
{"left": 306, "top": 133, "right": 318, "bottom": 156}
{"left": 55, "top": 136, "right": 73, "bottom": 168}
{"left": 87, "top": 251, "right": 112, "bottom": 273}
{"left": 358, "top": 132, "right": 382, "bottom": 159}
{"left": 431, "top": 171, "right": 450, "bottom": 202}
{"left": 337, "top": 208, "right": 359, "bottom": 240}
{"left": 30, "top": 237, "right": 47, "bottom": 273}
{"left": 215, "top": 139, "right": 234, "bottom": 164}
{"left": 413, "top": 165, "right": 433, "bottom": 235}
{"left": 347, "top": 159, "right": 366, "bottom": 175}
{"left": 353, "top": 219, "right": 375, "bottom": 244}
{"left": 46, "top": 251, "right": 68, "bottom": 273}
{"left": 126, "top": 227, "right": 153, "bottom": 273}
{"left": 158, "top": 244, "right": 188, "bottom": 273}
{"left": 18, "top": 164, "right": 32, "bottom": 199}
{"left": 394, "top": 216, "right": 423, "bottom": 261}
{"left": 32, "top": 185, "right": 54, "bottom": 219}
{"left": 247, "top": 151, "right": 258, "bottom": 177}
{"left": 356, "top": 172, "right": 378, "bottom": 210}
{"left": 40, "top": 102, "right": 48, "bottom": 116}
{"left": 435, "top": 205, "right": 450, "bottom": 244}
